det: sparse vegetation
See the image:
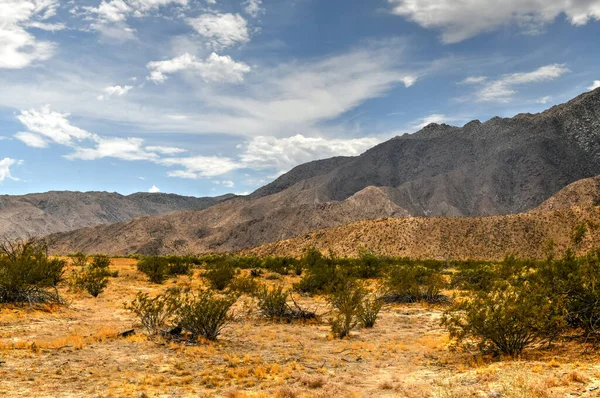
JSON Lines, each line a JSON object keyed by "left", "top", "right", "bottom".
{"left": 0, "top": 239, "right": 65, "bottom": 304}
{"left": 204, "top": 260, "right": 237, "bottom": 290}
{"left": 328, "top": 278, "right": 366, "bottom": 338}
{"left": 137, "top": 256, "right": 170, "bottom": 284}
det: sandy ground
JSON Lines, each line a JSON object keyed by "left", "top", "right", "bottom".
{"left": 1, "top": 258, "right": 600, "bottom": 397}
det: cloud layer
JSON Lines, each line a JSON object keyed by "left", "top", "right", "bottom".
{"left": 389, "top": 0, "right": 600, "bottom": 43}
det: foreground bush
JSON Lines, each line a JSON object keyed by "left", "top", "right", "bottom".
{"left": 294, "top": 249, "right": 341, "bottom": 294}
{"left": 0, "top": 240, "right": 65, "bottom": 304}
{"left": 385, "top": 265, "right": 447, "bottom": 303}
{"left": 328, "top": 279, "right": 366, "bottom": 338}
{"left": 137, "top": 256, "right": 170, "bottom": 284}
{"left": 359, "top": 296, "right": 383, "bottom": 328}
{"left": 126, "top": 288, "right": 237, "bottom": 341}
{"left": 70, "top": 255, "right": 115, "bottom": 297}
{"left": 442, "top": 281, "right": 565, "bottom": 357}
{"left": 204, "top": 261, "right": 237, "bottom": 291}
{"left": 256, "top": 285, "right": 289, "bottom": 319}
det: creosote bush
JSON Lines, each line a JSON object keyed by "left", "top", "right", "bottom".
{"left": 0, "top": 239, "right": 65, "bottom": 304}
{"left": 204, "top": 260, "right": 237, "bottom": 291}
{"left": 384, "top": 265, "right": 447, "bottom": 303}
{"left": 126, "top": 287, "right": 237, "bottom": 341}
{"left": 359, "top": 297, "right": 383, "bottom": 328}
{"left": 255, "top": 285, "right": 289, "bottom": 319}
{"left": 137, "top": 256, "right": 170, "bottom": 284}
{"left": 328, "top": 279, "right": 366, "bottom": 339}
{"left": 70, "top": 254, "right": 115, "bottom": 297}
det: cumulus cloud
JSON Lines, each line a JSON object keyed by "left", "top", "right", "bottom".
{"left": 159, "top": 156, "right": 241, "bottom": 178}
{"left": 238, "top": 135, "right": 379, "bottom": 171}
{"left": 147, "top": 52, "right": 251, "bottom": 83}
{"left": 462, "top": 64, "right": 569, "bottom": 103}
{"left": 187, "top": 13, "right": 250, "bottom": 49}
{"left": 388, "top": 0, "right": 600, "bottom": 43}
{"left": 243, "top": 0, "right": 264, "bottom": 18}
{"left": 66, "top": 137, "right": 160, "bottom": 161}
{"left": 148, "top": 185, "right": 160, "bottom": 193}
{"left": 97, "top": 85, "right": 133, "bottom": 101}
{"left": 589, "top": 80, "right": 600, "bottom": 90}
{"left": 16, "top": 106, "right": 94, "bottom": 147}
{"left": 0, "top": 0, "right": 60, "bottom": 68}
{"left": 0, "top": 158, "right": 20, "bottom": 182}
{"left": 85, "top": 0, "right": 188, "bottom": 39}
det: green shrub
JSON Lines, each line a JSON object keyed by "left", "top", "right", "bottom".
{"left": 71, "top": 267, "right": 109, "bottom": 297}
{"left": 204, "top": 261, "right": 237, "bottom": 291}
{"left": 177, "top": 290, "right": 237, "bottom": 341}
{"left": 354, "top": 249, "right": 383, "bottom": 279}
{"left": 441, "top": 281, "right": 566, "bottom": 357}
{"left": 255, "top": 285, "right": 289, "bottom": 319}
{"left": 328, "top": 279, "right": 365, "bottom": 339}
{"left": 137, "top": 256, "right": 170, "bottom": 284}
{"left": 125, "top": 288, "right": 182, "bottom": 335}
{"left": 229, "top": 276, "right": 260, "bottom": 295}
{"left": 451, "top": 262, "right": 497, "bottom": 292}
{"left": 385, "top": 265, "right": 447, "bottom": 303}
{"left": 0, "top": 239, "right": 66, "bottom": 304}
{"left": 294, "top": 253, "right": 340, "bottom": 294}
{"left": 167, "top": 258, "right": 193, "bottom": 277}
{"left": 71, "top": 252, "right": 88, "bottom": 268}
{"left": 359, "top": 297, "right": 383, "bottom": 328}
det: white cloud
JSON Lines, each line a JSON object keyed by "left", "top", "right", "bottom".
{"left": 66, "top": 137, "right": 159, "bottom": 161}
{"left": 411, "top": 114, "right": 450, "bottom": 129}
{"left": 238, "top": 134, "right": 380, "bottom": 172}
{"left": 459, "top": 76, "right": 487, "bottom": 85}
{"left": 402, "top": 76, "right": 417, "bottom": 87}
{"left": 146, "top": 146, "right": 187, "bottom": 154}
{"left": 97, "top": 85, "right": 133, "bottom": 101}
{"left": 243, "top": 0, "right": 264, "bottom": 18}
{"left": 0, "top": 158, "right": 19, "bottom": 182}
{"left": 187, "top": 13, "right": 250, "bottom": 49}
{"left": 85, "top": 0, "right": 188, "bottom": 39}
{"left": 536, "top": 95, "right": 553, "bottom": 104}
{"left": 16, "top": 105, "right": 94, "bottom": 147}
{"left": 213, "top": 180, "right": 235, "bottom": 187}
{"left": 470, "top": 64, "right": 569, "bottom": 103}
{"left": 589, "top": 80, "right": 600, "bottom": 90}
{"left": 148, "top": 185, "right": 161, "bottom": 193}
{"left": 160, "top": 156, "right": 241, "bottom": 178}
{"left": 14, "top": 131, "right": 49, "bottom": 148}
{"left": 389, "top": 0, "right": 600, "bottom": 43}
{"left": 0, "top": 0, "right": 59, "bottom": 68}
{"left": 147, "top": 52, "right": 251, "bottom": 83}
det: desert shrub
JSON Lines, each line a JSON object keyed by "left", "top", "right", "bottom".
{"left": 263, "top": 257, "right": 297, "bottom": 275}
{"left": 328, "top": 279, "right": 366, "bottom": 338}
{"left": 359, "top": 297, "right": 383, "bottom": 328}
{"left": 204, "top": 261, "right": 237, "bottom": 290}
{"left": 250, "top": 268, "right": 263, "bottom": 278}
{"left": 294, "top": 252, "right": 341, "bottom": 294}
{"left": 177, "top": 290, "right": 237, "bottom": 340}
{"left": 71, "top": 266, "right": 109, "bottom": 297}
{"left": 125, "top": 288, "right": 182, "bottom": 335}
{"left": 137, "top": 256, "right": 170, "bottom": 284}
{"left": 384, "top": 265, "right": 447, "bottom": 303}
{"left": 0, "top": 239, "right": 66, "bottom": 304}
{"left": 441, "top": 280, "right": 566, "bottom": 357}
{"left": 229, "top": 276, "right": 260, "bottom": 295}
{"left": 255, "top": 285, "right": 289, "bottom": 319}
{"left": 71, "top": 252, "right": 88, "bottom": 268}
{"left": 451, "top": 261, "right": 498, "bottom": 292}
{"left": 167, "top": 257, "right": 193, "bottom": 277}
{"left": 353, "top": 249, "right": 383, "bottom": 279}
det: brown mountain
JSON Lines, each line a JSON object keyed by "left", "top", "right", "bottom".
{"left": 47, "top": 88, "right": 600, "bottom": 256}
{"left": 0, "top": 191, "right": 235, "bottom": 240}
{"left": 534, "top": 175, "right": 600, "bottom": 212}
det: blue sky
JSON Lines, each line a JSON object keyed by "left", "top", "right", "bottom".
{"left": 0, "top": 0, "right": 599, "bottom": 197}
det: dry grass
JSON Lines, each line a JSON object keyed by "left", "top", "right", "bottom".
{"left": 1, "top": 258, "right": 600, "bottom": 397}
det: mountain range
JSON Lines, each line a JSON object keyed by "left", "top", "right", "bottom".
{"left": 39, "top": 87, "right": 600, "bottom": 257}
{"left": 0, "top": 191, "right": 234, "bottom": 241}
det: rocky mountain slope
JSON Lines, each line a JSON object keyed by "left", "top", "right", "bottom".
{"left": 48, "top": 87, "right": 600, "bottom": 256}
{"left": 0, "top": 191, "right": 234, "bottom": 240}
{"left": 243, "top": 206, "right": 600, "bottom": 261}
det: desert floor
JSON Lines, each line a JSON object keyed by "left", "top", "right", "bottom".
{"left": 1, "top": 258, "right": 600, "bottom": 397}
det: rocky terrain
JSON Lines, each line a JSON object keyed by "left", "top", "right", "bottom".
{"left": 45, "top": 87, "right": 600, "bottom": 256}
{"left": 0, "top": 191, "right": 234, "bottom": 240}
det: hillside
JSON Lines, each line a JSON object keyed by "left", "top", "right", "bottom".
{"left": 245, "top": 207, "right": 600, "bottom": 261}
{"left": 0, "top": 191, "right": 234, "bottom": 240}
{"left": 48, "top": 88, "right": 600, "bottom": 256}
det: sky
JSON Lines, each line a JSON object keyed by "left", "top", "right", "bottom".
{"left": 0, "top": 0, "right": 599, "bottom": 197}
